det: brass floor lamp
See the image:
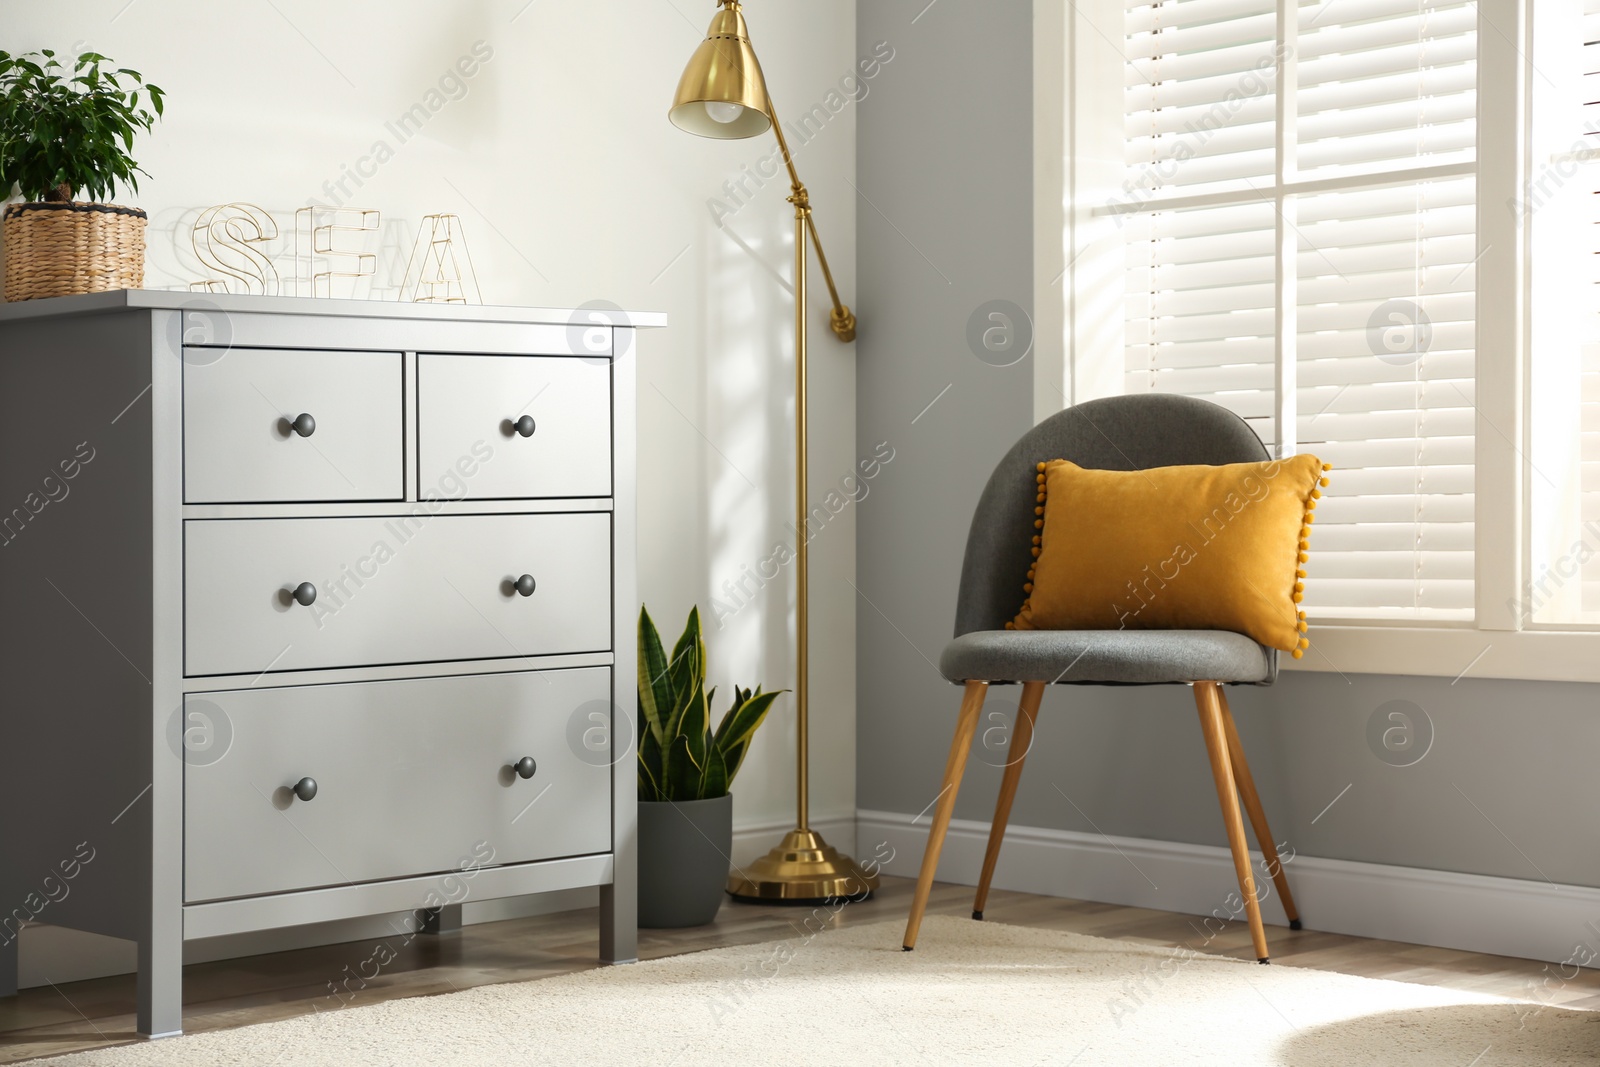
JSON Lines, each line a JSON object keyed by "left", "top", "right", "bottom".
{"left": 669, "top": 0, "right": 879, "bottom": 904}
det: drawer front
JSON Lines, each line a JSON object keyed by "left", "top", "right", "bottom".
{"left": 184, "top": 348, "right": 404, "bottom": 503}
{"left": 184, "top": 513, "right": 611, "bottom": 676}
{"left": 184, "top": 669, "right": 613, "bottom": 902}
{"left": 419, "top": 354, "right": 611, "bottom": 499}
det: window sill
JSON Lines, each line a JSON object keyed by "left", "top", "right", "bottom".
{"left": 1286, "top": 625, "right": 1600, "bottom": 685}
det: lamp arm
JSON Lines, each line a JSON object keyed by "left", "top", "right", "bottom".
{"left": 768, "top": 99, "right": 857, "bottom": 342}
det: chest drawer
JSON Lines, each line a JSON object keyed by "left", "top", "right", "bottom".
{"left": 183, "top": 668, "right": 614, "bottom": 902}
{"left": 184, "top": 512, "right": 611, "bottom": 676}
{"left": 419, "top": 354, "right": 611, "bottom": 500}
{"left": 184, "top": 348, "right": 403, "bottom": 503}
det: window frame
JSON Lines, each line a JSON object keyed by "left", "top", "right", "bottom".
{"left": 1034, "top": 0, "right": 1570, "bottom": 682}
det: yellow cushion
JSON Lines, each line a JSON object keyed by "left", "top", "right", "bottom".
{"left": 1010, "top": 455, "right": 1330, "bottom": 657}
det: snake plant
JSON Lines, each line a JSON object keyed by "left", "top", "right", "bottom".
{"left": 637, "top": 605, "right": 782, "bottom": 802}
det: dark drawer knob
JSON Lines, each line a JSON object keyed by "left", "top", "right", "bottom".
{"left": 514, "top": 757, "right": 537, "bottom": 780}
{"left": 514, "top": 574, "right": 537, "bottom": 597}
{"left": 292, "top": 582, "right": 318, "bottom": 607}
{"left": 513, "top": 414, "right": 536, "bottom": 438}
{"left": 292, "top": 777, "right": 318, "bottom": 802}
{"left": 291, "top": 413, "right": 316, "bottom": 438}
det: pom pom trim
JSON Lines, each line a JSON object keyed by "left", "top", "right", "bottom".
{"left": 1292, "top": 461, "right": 1329, "bottom": 658}
{"left": 1014, "top": 459, "right": 1059, "bottom": 627}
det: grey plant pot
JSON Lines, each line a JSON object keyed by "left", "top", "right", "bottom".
{"left": 637, "top": 793, "right": 733, "bottom": 929}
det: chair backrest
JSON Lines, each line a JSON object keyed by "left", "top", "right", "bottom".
{"left": 953, "top": 393, "right": 1272, "bottom": 638}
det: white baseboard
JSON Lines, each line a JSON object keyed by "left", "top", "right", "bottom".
{"left": 858, "top": 809, "right": 1600, "bottom": 969}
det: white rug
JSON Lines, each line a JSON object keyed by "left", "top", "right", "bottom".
{"left": 35, "top": 915, "right": 1599, "bottom": 1066}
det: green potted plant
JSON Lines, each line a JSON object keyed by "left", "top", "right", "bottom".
{"left": 0, "top": 49, "right": 164, "bottom": 301}
{"left": 637, "top": 605, "right": 781, "bottom": 927}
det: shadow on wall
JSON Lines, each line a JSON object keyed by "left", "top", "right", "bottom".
{"left": 700, "top": 205, "right": 797, "bottom": 825}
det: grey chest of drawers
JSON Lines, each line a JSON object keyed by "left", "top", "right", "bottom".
{"left": 0, "top": 291, "right": 659, "bottom": 1037}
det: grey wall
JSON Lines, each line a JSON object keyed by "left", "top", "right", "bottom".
{"left": 854, "top": 0, "right": 1035, "bottom": 835}
{"left": 855, "top": 2, "right": 1600, "bottom": 892}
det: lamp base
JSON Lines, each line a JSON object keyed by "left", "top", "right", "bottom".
{"left": 725, "top": 828, "right": 880, "bottom": 905}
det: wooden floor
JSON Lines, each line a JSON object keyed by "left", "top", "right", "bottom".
{"left": 3, "top": 874, "right": 1597, "bottom": 1062}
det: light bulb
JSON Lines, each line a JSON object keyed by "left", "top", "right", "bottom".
{"left": 704, "top": 101, "right": 745, "bottom": 125}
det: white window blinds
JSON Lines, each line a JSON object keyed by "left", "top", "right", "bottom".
{"left": 1120, "top": 0, "right": 1477, "bottom": 621}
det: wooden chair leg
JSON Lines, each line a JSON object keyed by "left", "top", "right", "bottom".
{"left": 1218, "top": 689, "right": 1301, "bottom": 930}
{"left": 973, "top": 681, "right": 1044, "bottom": 921}
{"left": 1193, "top": 681, "right": 1271, "bottom": 963}
{"left": 903, "top": 680, "right": 988, "bottom": 951}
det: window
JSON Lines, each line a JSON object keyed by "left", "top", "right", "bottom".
{"left": 1119, "top": 0, "right": 1478, "bottom": 623}
{"left": 1046, "top": 0, "right": 1600, "bottom": 678}
{"left": 1527, "top": 0, "right": 1600, "bottom": 626}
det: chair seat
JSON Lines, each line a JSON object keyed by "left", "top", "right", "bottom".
{"left": 939, "top": 629, "right": 1274, "bottom": 685}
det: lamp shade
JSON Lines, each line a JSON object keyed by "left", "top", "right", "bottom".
{"left": 668, "top": 2, "right": 772, "bottom": 139}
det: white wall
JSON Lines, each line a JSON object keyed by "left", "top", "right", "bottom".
{"left": 4, "top": 0, "right": 860, "bottom": 976}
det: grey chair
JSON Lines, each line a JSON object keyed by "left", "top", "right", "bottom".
{"left": 901, "top": 393, "right": 1300, "bottom": 963}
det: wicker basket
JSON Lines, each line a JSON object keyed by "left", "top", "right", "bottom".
{"left": 2, "top": 201, "right": 147, "bottom": 302}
